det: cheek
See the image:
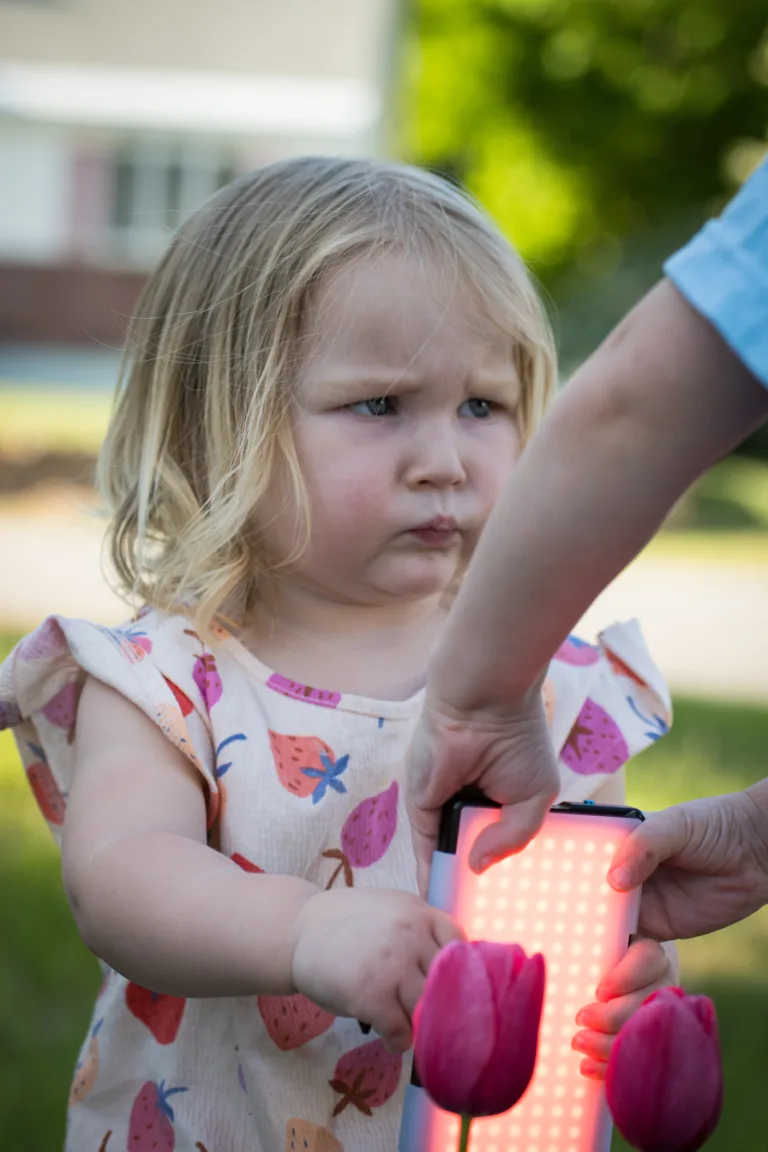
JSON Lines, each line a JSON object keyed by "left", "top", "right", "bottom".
{"left": 474, "top": 423, "right": 521, "bottom": 503}
{"left": 296, "top": 434, "right": 393, "bottom": 534}
{"left": 312, "top": 476, "right": 387, "bottom": 532}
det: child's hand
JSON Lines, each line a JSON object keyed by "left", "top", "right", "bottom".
{"left": 291, "top": 887, "right": 463, "bottom": 1054}
{"left": 571, "top": 937, "right": 677, "bottom": 1079}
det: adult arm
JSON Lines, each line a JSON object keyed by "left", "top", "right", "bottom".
{"left": 434, "top": 277, "right": 768, "bottom": 714}
{"left": 409, "top": 277, "right": 768, "bottom": 881}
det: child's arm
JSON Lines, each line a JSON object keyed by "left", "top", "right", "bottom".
{"left": 63, "top": 676, "right": 319, "bottom": 996}
{"left": 65, "top": 677, "right": 460, "bottom": 1050}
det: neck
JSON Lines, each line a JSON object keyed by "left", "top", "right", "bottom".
{"left": 239, "top": 580, "right": 449, "bottom": 701}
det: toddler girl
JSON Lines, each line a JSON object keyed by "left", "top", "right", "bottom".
{"left": 0, "top": 157, "right": 676, "bottom": 1152}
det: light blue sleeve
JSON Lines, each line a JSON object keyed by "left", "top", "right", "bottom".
{"left": 663, "top": 160, "right": 768, "bottom": 387}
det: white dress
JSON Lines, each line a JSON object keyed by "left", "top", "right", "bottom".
{"left": 0, "top": 609, "right": 670, "bottom": 1152}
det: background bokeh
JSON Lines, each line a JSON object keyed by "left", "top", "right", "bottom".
{"left": 1, "top": 1, "right": 767, "bottom": 1149}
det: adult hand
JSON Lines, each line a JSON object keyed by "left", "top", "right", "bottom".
{"left": 406, "top": 686, "right": 560, "bottom": 897}
{"left": 608, "top": 787, "right": 768, "bottom": 940}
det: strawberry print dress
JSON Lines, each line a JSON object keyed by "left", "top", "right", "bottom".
{"left": 0, "top": 610, "right": 671, "bottom": 1152}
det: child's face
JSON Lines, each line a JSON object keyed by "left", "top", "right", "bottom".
{"left": 262, "top": 250, "right": 522, "bottom": 606}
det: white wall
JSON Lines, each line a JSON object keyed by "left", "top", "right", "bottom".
{"left": 0, "top": 0, "right": 402, "bottom": 264}
{"left": 0, "top": 128, "right": 72, "bottom": 260}
{"left": 0, "top": 0, "right": 395, "bottom": 85}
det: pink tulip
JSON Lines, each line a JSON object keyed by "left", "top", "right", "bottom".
{"left": 606, "top": 987, "right": 723, "bottom": 1151}
{"left": 414, "top": 940, "right": 545, "bottom": 1117}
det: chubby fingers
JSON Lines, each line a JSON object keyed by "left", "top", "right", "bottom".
{"left": 371, "top": 995, "right": 415, "bottom": 1055}
{"left": 571, "top": 983, "right": 669, "bottom": 1080}
{"left": 574, "top": 986, "right": 661, "bottom": 1042}
{"left": 369, "top": 962, "right": 426, "bottom": 1054}
{"left": 577, "top": 1055, "right": 609, "bottom": 1081}
{"left": 571, "top": 938, "right": 672, "bottom": 1075}
{"left": 570, "top": 978, "right": 670, "bottom": 1076}
{"left": 376, "top": 909, "right": 463, "bottom": 1053}
{"left": 430, "top": 907, "right": 467, "bottom": 950}
{"left": 572, "top": 1028, "right": 614, "bottom": 1064}
{"left": 576, "top": 977, "right": 671, "bottom": 1037}
{"left": 594, "top": 937, "right": 669, "bottom": 1002}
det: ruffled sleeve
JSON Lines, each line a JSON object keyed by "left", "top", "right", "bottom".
{"left": 542, "top": 618, "right": 671, "bottom": 800}
{"left": 0, "top": 610, "right": 217, "bottom": 846}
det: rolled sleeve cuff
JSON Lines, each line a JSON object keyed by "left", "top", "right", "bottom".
{"left": 663, "top": 161, "right": 768, "bottom": 389}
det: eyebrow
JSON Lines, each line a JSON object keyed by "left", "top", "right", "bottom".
{"left": 307, "top": 372, "right": 522, "bottom": 403}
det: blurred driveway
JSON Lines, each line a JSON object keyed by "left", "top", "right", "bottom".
{"left": 580, "top": 558, "right": 768, "bottom": 702}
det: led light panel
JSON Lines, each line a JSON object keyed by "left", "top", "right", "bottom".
{"left": 400, "top": 802, "right": 642, "bottom": 1152}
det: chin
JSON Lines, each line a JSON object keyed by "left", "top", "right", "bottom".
{"left": 376, "top": 557, "right": 460, "bottom": 600}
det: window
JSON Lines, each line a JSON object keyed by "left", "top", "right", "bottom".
{"left": 107, "top": 141, "right": 236, "bottom": 264}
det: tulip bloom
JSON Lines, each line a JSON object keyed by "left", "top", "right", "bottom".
{"left": 414, "top": 940, "right": 545, "bottom": 1121}
{"left": 606, "top": 987, "right": 723, "bottom": 1152}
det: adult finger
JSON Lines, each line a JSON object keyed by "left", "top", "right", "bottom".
{"left": 408, "top": 805, "right": 439, "bottom": 900}
{"left": 468, "top": 792, "right": 555, "bottom": 873}
{"left": 607, "top": 806, "right": 690, "bottom": 892}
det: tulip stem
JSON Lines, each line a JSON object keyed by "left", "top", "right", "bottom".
{"left": 458, "top": 1113, "right": 472, "bottom": 1152}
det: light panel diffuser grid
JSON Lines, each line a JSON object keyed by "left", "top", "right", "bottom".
{"left": 400, "top": 806, "right": 641, "bottom": 1152}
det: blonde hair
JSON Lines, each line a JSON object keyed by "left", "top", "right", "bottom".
{"left": 98, "top": 155, "right": 557, "bottom": 635}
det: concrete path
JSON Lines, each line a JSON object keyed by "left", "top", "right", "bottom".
{"left": 579, "top": 557, "right": 768, "bottom": 702}
{"left": 0, "top": 493, "right": 126, "bottom": 628}
{"left": 2, "top": 491, "right": 768, "bottom": 701}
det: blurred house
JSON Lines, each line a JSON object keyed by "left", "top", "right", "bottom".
{"left": 0, "top": 0, "right": 399, "bottom": 349}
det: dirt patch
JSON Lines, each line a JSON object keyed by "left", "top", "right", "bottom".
{"left": 0, "top": 450, "right": 96, "bottom": 495}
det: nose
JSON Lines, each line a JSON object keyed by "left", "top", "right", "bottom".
{"left": 403, "top": 419, "right": 467, "bottom": 489}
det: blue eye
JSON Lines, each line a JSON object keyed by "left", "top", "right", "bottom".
{"left": 460, "top": 398, "right": 493, "bottom": 419}
{"left": 348, "top": 397, "right": 394, "bottom": 417}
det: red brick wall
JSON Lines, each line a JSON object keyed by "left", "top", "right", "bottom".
{"left": 0, "top": 262, "right": 147, "bottom": 346}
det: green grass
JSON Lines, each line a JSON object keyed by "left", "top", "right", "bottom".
{"left": 645, "top": 455, "right": 768, "bottom": 565}
{"left": 0, "top": 388, "right": 112, "bottom": 458}
{"left": 682, "top": 455, "right": 768, "bottom": 532}
{"left": 2, "top": 629, "right": 768, "bottom": 1149}
{"left": 614, "top": 698, "right": 768, "bottom": 1151}
{"left": 0, "top": 633, "right": 101, "bottom": 1152}
{"left": 645, "top": 528, "right": 768, "bottom": 565}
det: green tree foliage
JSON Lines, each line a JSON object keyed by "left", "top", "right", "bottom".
{"left": 404, "top": 0, "right": 768, "bottom": 273}
{"left": 402, "top": 0, "right": 768, "bottom": 379}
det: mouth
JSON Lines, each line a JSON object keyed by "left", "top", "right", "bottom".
{"left": 408, "top": 516, "right": 460, "bottom": 548}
